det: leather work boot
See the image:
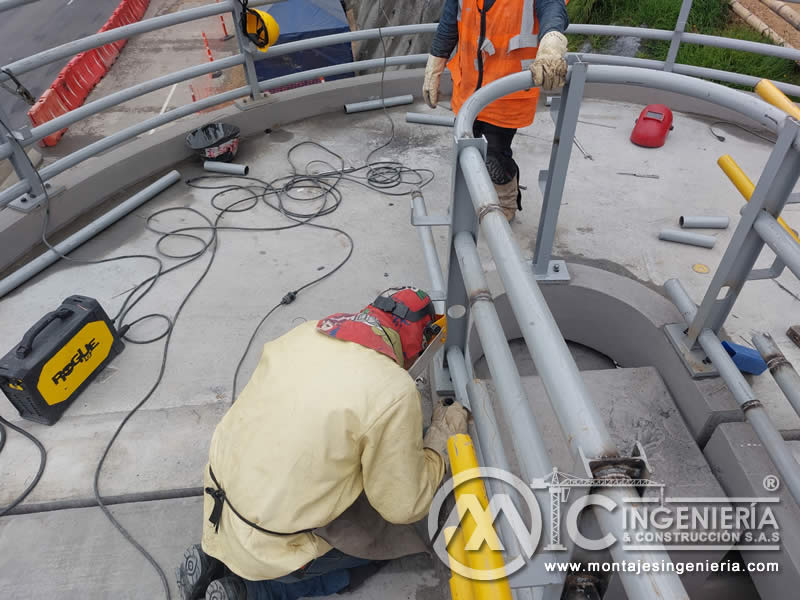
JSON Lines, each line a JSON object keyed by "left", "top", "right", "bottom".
{"left": 205, "top": 576, "right": 248, "bottom": 600}
{"left": 493, "top": 174, "right": 520, "bottom": 222}
{"left": 176, "top": 544, "right": 225, "bottom": 600}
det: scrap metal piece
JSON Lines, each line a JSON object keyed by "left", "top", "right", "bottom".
{"left": 616, "top": 172, "right": 660, "bottom": 179}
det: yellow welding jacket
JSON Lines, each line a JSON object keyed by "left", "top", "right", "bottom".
{"left": 243, "top": 8, "right": 279, "bottom": 52}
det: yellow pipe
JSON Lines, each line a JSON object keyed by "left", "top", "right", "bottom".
{"left": 717, "top": 154, "right": 800, "bottom": 244}
{"left": 445, "top": 526, "right": 476, "bottom": 600}
{"left": 447, "top": 434, "right": 513, "bottom": 600}
{"left": 755, "top": 79, "right": 800, "bottom": 121}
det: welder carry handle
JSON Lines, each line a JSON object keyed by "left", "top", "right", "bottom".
{"left": 755, "top": 79, "right": 800, "bottom": 121}
{"left": 15, "top": 307, "right": 74, "bottom": 359}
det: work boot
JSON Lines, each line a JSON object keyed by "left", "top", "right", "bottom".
{"left": 176, "top": 544, "right": 225, "bottom": 600}
{"left": 493, "top": 175, "right": 520, "bottom": 222}
{"left": 206, "top": 576, "right": 248, "bottom": 600}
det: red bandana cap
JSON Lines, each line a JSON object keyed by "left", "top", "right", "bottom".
{"left": 365, "top": 287, "right": 435, "bottom": 369}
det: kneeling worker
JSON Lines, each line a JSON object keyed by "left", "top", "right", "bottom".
{"left": 177, "top": 286, "right": 469, "bottom": 600}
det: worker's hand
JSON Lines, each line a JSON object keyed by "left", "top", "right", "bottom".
{"left": 530, "top": 31, "right": 568, "bottom": 90}
{"left": 423, "top": 55, "right": 448, "bottom": 108}
{"left": 423, "top": 401, "right": 469, "bottom": 460}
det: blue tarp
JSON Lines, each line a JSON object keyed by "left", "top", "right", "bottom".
{"left": 254, "top": 0, "right": 353, "bottom": 86}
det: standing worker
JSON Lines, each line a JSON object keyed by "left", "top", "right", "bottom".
{"left": 176, "top": 287, "right": 469, "bottom": 600}
{"left": 423, "top": 0, "right": 570, "bottom": 221}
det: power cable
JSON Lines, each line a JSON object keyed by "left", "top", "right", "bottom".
{"left": 0, "top": 10, "right": 432, "bottom": 597}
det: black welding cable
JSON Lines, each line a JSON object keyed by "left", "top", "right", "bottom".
{"left": 0, "top": 415, "right": 47, "bottom": 518}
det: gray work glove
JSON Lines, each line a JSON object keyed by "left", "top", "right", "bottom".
{"left": 423, "top": 401, "right": 469, "bottom": 464}
{"left": 422, "top": 55, "right": 448, "bottom": 108}
{"left": 530, "top": 31, "right": 568, "bottom": 90}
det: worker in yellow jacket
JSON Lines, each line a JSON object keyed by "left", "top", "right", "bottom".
{"left": 423, "top": 0, "right": 570, "bottom": 221}
{"left": 176, "top": 287, "right": 468, "bottom": 600}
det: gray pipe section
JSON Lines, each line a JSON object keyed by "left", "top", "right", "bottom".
{"left": 411, "top": 191, "right": 446, "bottom": 314}
{"left": 453, "top": 231, "right": 553, "bottom": 480}
{"left": 0, "top": 170, "right": 180, "bottom": 299}
{"left": 679, "top": 216, "right": 730, "bottom": 229}
{"left": 344, "top": 94, "right": 414, "bottom": 114}
{"left": 665, "top": 278, "right": 800, "bottom": 506}
{"left": 406, "top": 113, "right": 456, "bottom": 127}
{"left": 203, "top": 161, "right": 249, "bottom": 176}
{"left": 752, "top": 333, "right": 800, "bottom": 419}
{"left": 459, "top": 147, "right": 613, "bottom": 459}
{"left": 23, "top": 55, "right": 427, "bottom": 189}
{"left": 0, "top": 142, "right": 12, "bottom": 160}
{"left": 0, "top": 0, "right": 37, "bottom": 12}
{"left": 659, "top": 229, "right": 717, "bottom": 248}
{"left": 458, "top": 146, "right": 688, "bottom": 600}
{"left": 27, "top": 55, "right": 244, "bottom": 144}
{"left": 446, "top": 345, "right": 471, "bottom": 408}
{"left": 565, "top": 23, "right": 673, "bottom": 41}
{"left": 753, "top": 212, "right": 800, "bottom": 280}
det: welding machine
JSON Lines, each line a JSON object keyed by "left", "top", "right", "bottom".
{"left": 0, "top": 296, "right": 124, "bottom": 425}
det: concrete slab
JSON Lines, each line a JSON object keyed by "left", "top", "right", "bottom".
{"left": 485, "top": 367, "right": 728, "bottom": 595}
{"left": 0, "top": 496, "right": 447, "bottom": 599}
{"left": 703, "top": 422, "right": 800, "bottom": 599}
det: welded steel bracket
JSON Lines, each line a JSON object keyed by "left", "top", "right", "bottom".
{"left": 432, "top": 351, "right": 454, "bottom": 396}
{"left": 748, "top": 256, "right": 786, "bottom": 280}
{"left": 7, "top": 185, "right": 64, "bottom": 213}
{"left": 664, "top": 323, "right": 719, "bottom": 378}
{"left": 410, "top": 207, "right": 449, "bottom": 227}
{"left": 534, "top": 259, "right": 570, "bottom": 282}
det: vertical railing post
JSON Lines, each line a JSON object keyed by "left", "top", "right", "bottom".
{"left": 665, "top": 0, "right": 693, "bottom": 72}
{"left": 687, "top": 118, "right": 800, "bottom": 345}
{"left": 0, "top": 104, "right": 45, "bottom": 209}
{"left": 532, "top": 62, "right": 587, "bottom": 279}
{"left": 230, "top": 1, "right": 264, "bottom": 100}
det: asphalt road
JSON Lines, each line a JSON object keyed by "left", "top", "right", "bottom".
{"left": 0, "top": 0, "right": 123, "bottom": 130}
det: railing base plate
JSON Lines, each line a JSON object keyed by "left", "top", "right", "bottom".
{"left": 534, "top": 259, "right": 570, "bottom": 282}
{"left": 664, "top": 323, "right": 719, "bottom": 378}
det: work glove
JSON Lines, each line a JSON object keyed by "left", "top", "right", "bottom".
{"left": 530, "top": 31, "right": 568, "bottom": 90}
{"left": 423, "top": 55, "right": 448, "bottom": 108}
{"left": 423, "top": 401, "right": 469, "bottom": 463}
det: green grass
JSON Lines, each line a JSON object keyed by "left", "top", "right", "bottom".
{"left": 566, "top": 0, "right": 800, "bottom": 89}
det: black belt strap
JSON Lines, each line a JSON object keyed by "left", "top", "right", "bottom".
{"left": 205, "top": 465, "right": 314, "bottom": 536}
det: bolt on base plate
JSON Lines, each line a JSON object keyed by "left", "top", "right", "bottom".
{"left": 534, "top": 259, "right": 570, "bottom": 282}
{"left": 664, "top": 323, "right": 719, "bottom": 379}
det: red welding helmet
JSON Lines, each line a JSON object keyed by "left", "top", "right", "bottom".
{"left": 366, "top": 287, "right": 435, "bottom": 368}
{"left": 631, "top": 104, "right": 674, "bottom": 148}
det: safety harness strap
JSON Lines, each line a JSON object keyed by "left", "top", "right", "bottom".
{"left": 372, "top": 296, "right": 435, "bottom": 323}
{"left": 205, "top": 465, "right": 314, "bottom": 536}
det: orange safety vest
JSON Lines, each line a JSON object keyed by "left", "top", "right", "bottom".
{"left": 449, "top": 0, "right": 542, "bottom": 129}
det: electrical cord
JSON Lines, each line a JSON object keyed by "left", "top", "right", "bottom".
{"left": 0, "top": 9, "right": 432, "bottom": 597}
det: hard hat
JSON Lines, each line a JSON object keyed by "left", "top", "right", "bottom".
{"left": 243, "top": 8, "right": 279, "bottom": 52}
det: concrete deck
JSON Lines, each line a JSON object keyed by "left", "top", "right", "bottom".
{"left": 2, "top": 93, "right": 800, "bottom": 597}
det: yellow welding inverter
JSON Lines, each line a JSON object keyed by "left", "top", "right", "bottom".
{"left": 0, "top": 295, "right": 124, "bottom": 425}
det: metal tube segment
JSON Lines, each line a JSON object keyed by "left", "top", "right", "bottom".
{"left": 658, "top": 229, "right": 716, "bottom": 248}
{"left": 453, "top": 231, "right": 553, "bottom": 480}
{"left": 406, "top": 113, "right": 455, "bottom": 127}
{"left": 344, "top": 94, "right": 414, "bottom": 114}
{"left": 752, "top": 333, "right": 800, "bottom": 419}
{"left": 411, "top": 191, "right": 446, "bottom": 314}
{"left": 203, "top": 161, "right": 249, "bottom": 176}
{"left": 665, "top": 279, "right": 800, "bottom": 506}
{"left": 0, "top": 170, "right": 181, "bottom": 299}
{"left": 0, "top": 0, "right": 38, "bottom": 12}
{"left": 679, "top": 216, "right": 730, "bottom": 229}
{"left": 753, "top": 212, "right": 800, "bottom": 280}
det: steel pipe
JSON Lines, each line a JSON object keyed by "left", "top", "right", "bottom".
{"left": 411, "top": 191, "right": 446, "bottom": 314}
{"left": 0, "top": 0, "right": 38, "bottom": 12}
{"left": 0, "top": 170, "right": 181, "bottom": 299}
{"left": 406, "top": 113, "right": 455, "bottom": 127}
{"left": 446, "top": 345, "right": 471, "bottom": 409}
{"left": 203, "top": 161, "right": 249, "bottom": 176}
{"left": 458, "top": 145, "right": 688, "bottom": 600}
{"left": 665, "top": 278, "right": 800, "bottom": 506}
{"left": 453, "top": 230, "right": 553, "bottom": 480}
{"left": 34, "top": 55, "right": 427, "bottom": 185}
{"left": 659, "top": 229, "right": 717, "bottom": 248}
{"left": 754, "top": 212, "right": 800, "bottom": 279}
{"left": 344, "top": 94, "right": 414, "bottom": 114}
{"left": 679, "top": 216, "right": 730, "bottom": 229}
{"left": 0, "top": 179, "right": 31, "bottom": 209}
{"left": 752, "top": 333, "right": 800, "bottom": 419}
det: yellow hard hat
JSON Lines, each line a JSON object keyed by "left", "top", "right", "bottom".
{"left": 244, "top": 8, "right": 279, "bottom": 52}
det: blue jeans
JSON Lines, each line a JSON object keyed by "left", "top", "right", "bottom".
{"left": 243, "top": 549, "right": 372, "bottom": 600}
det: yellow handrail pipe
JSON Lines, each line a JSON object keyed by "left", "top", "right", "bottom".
{"left": 444, "top": 526, "right": 476, "bottom": 600}
{"left": 717, "top": 154, "right": 800, "bottom": 244}
{"left": 755, "top": 79, "right": 800, "bottom": 121}
{"left": 447, "top": 434, "right": 513, "bottom": 600}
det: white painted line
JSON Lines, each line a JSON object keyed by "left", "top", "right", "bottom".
{"left": 148, "top": 83, "right": 177, "bottom": 135}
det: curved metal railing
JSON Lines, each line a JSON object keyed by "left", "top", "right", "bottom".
{"left": 1, "top": 0, "right": 800, "bottom": 211}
